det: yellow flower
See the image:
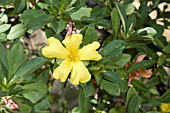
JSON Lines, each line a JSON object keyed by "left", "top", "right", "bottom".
{"left": 160, "top": 103, "right": 170, "bottom": 113}
{"left": 42, "top": 34, "right": 102, "bottom": 84}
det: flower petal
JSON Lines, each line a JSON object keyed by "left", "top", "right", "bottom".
{"left": 42, "top": 37, "right": 70, "bottom": 59}
{"left": 134, "top": 54, "right": 146, "bottom": 63}
{"left": 78, "top": 42, "right": 102, "bottom": 61}
{"left": 160, "top": 103, "right": 170, "bottom": 112}
{"left": 53, "top": 59, "right": 73, "bottom": 82}
{"left": 141, "top": 69, "right": 152, "bottom": 78}
{"left": 62, "top": 34, "right": 82, "bottom": 53}
{"left": 70, "top": 61, "right": 91, "bottom": 84}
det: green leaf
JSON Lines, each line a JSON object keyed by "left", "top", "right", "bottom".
{"left": 9, "top": 57, "right": 46, "bottom": 84}
{"left": 146, "top": 75, "right": 161, "bottom": 87}
{"left": 7, "top": 24, "right": 27, "bottom": 40}
{"left": 20, "top": 9, "right": 54, "bottom": 30}
{"left": 115, "top": 2, "right": 128, "bottom": 34}
{"left": 0, "top": 42, "right": 8, "bottom": 71}
{"left": 14, "top": 98, "right": 32, "bottom": 113}
{"left": 81, "top": 17, "right": 112, "bottom": 28}
{"left": 109, "top": 106, "right": 125, "bottom": 113}
{"left": 34, "top": 97, "right": 50, "bottom": 111}
{"left": 161, "top": 89, "right": 170, "bottom": 103}
{"left": 28, "top": 14, "right": 54, "bottom": 30}
{"left": 44, "top": 0, "right": 60, "bottom": 6}
{"left": 105, "top": 54, "right": 131, "bottom": 69}
{"left": 81, "top": 25, "right": 98, "bottom": 46}
{"left": 127, "top": 14, "right": 136, "bottom": 29}
{"left": 35, "top": 68, "right": 50, "bottom": 83}
{"left": 72, "top": 107, "right": 80, "bottom": 113}
{"left": 158, "top": 67, "right": 169, "bottom": 85}
{"left": 7, "top": 42, "right": 27, "bottom": 80}
{"left": 125, "top": 3, "right": 135, "bottom": 15}
{"left": 70, "top": 7, "right": 91, "bottom": 20}
{"left": 0, "top": 0, "right": 14, "bottom": 5}
{"left": 81, "top": 81, "right": 94, "bottom": 97}
{"left": 137, "top": 27, "right": 157, "bottom": 38}
{"left": 127, "top": 60, "right": 148, "bottom": 74}
{"left": 0, "top": 13, "right": 8, "bottom": 24}
{"left": 0, "top": 91, "right": 7, "bottom": 98}
{"left": 14, "top": 0, "right": 26, "bottom": 13}
{"left": 100, "top": 79, "right": 120, "bottom": 96}
{"left": 163, "top": 45, "right": 170, "bottom": 54}
{"left": 22, "top": 82, "right": 47, "bottom": 103}
{"left": 158, "top": 54, "right": 166, "bottom": 66}
{"left": 127, "top": 95, "right": 142, "bottom": 113}
{"left": 101, "top": 40, "right": 125, "bottom": 57}
{"left": 0, "top": 33, "right": 7, "bottom": 42}
{"left": 102, "top": 71, "right": 121, "bottom": 83}
{"left": 131, "top": 79, "right": 149, "bottom": 92}
{"left": 0, "top": 65, "right": 4, "bottom": 83}
{"left": 126, "top": 87, "right": 137, "bottom": 105}
{"left": 136, "top": 4, "right": 149, "bottom": 28}
{"left": 52, "top": 19, "right": 66, "bottom": 34}
{"left": 111, "top": 8, "right": 120, "bottom": 39}
{"left": 120, "top": 79, "right": 128, "bottom": 94}
{"left": 0, "top": 24, "right": 11, "bottom": 33}
{"left": 126, "top": 87, "right": 142, "bottom": 113}
{"left": 79, "top": 86, "right": 90, "bottom": 113}
{"left": 66, "top": 0, "right": 77, "bottom": 9}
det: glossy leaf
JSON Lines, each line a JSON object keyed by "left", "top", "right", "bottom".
{"left": 161, "top": 89, "right": 170, "bottom": 103}
{"left": 158, "top": 54, "right": 166, "bottom": 66}
{"left": 81, "top": 25, "right": 98, "bottom": 46}
{"left": 0, "top": 33, "right": 7, "bottom": 42}
{"left": 131, "top": 79, "right": 149, "bottom": 92}
{"left": 126, "top": 87, "right": 137, "bottom": 105}
{"left": 115, "top": 2, "right": 128, "bottom": 34}
{"left": 7, "top": 42, "right": 27, "bottom": 80}
{"left": 100, "top": 79, "right": 120, "bottom": 96}
{"left": 158, "top": 67, "right": 169, "bottom": 85}
{"left": 22, "top": 82, "right": 47, "bottom": 103}
{"left": 0, "top": 42, "right": 8, "bottom": 70}
{"left": 52, "top": 19, "right": 66, "bottom": 34}
{"left": 127, "top": 95, "right": 142, "bottom": 113}
{"left": 34, "top": 97, "right": 50, "bottom": 111}
{"left": 7, "top": 24, "right": 27, "bottom": 40}
{"left": 70, "top": 7, "right": 91, "bottom": 20}
{"left": 78, "top": 86, "right": 90, "bottom": 113}
{"left": 102, "top": 71, "right": 121, "bottom": 83}
{"left": 14, "top": 0, "right": 26, "bottom": 13}
{"left": 20, "top": 9, "right": 54, "bottom": 30}
{"left": 125, "top": 3, "right": 135, "bottom": 15}
{"left": 9, "top": 57, "right": 47, "bottom": 84}
{"left": 111, "top": 8, "right": 120, "bottom": 39}
{"left": 163, "top": 45, "right": 170, "bottom": 54}
{"left": 101, "top": 40, "right": 125, "bottom": 57}
{"left": 0, "top": 24, "right": 11, "bottom": 33}
{"left": 0, "top": 0, "right": 13, "bottom": 5}
{"left": 81, "top": 81, "right": 94, "bottom": 97}
{"left": 109, "top": 106, "right": 124, "bottom": 113}
{"left": 105, "top": 54, "right": 131, "bottom": 70}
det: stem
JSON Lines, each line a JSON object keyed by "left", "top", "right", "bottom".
{"left": 65, "top": 22, "right": 73, "bottom": 38}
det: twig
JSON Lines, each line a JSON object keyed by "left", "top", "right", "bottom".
{"left": 65, "top": 22, "right": 73, "bottom": 38}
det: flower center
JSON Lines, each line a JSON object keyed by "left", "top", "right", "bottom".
{"left": 69, "top": 53, "right": 80, "bottom": 62}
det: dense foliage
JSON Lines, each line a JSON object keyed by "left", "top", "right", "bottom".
{"left": 0, "top": 0, "right": 170, "bottom": 113}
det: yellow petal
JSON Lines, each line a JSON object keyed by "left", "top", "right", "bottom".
{"left": 78, "top": 42, "right": 102, "bottom": 61}
{"left": 42, "top": 37, "right": 70, "bottom": 59}
{"left": 53, "top": 59, "right": 73, "bottom": 82}
{"left": 160, "top": 103, "right": 170, "bottom": 112}
{"left": 62, "top": 34, "right": 82, "bottom": 54}
{"left": 70, "top": 61, "right": 91, "bottom": 84}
